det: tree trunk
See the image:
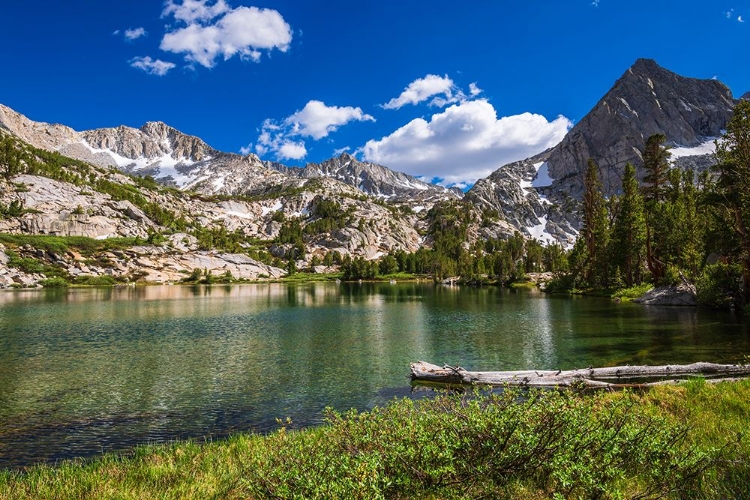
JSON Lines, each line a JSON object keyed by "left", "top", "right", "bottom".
{"left": 410, "top": 361, "right": 750, "bottom": 389}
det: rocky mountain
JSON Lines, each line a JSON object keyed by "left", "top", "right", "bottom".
{"left": 0, "top": 57, "right": 745, "bottom": 264}
{"left": 267, "top": 153, "right": 461, "bottom": 204}
{"left": 468, "top": 58, "right": 742, "bottom": 246}
{"left": 0, "top": 104, "right": 456, "bottom": 208}
{"left": 0, "top": 128, "right": 427, "bottom": 287}
{"left": 546, "top": 58, "right": 734, "bottom": 197}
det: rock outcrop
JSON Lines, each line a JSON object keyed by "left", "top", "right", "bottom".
{"left": 633, "top": 283, "right": 698, "bottom": 307}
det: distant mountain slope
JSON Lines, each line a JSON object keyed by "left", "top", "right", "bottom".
{"left": 0, "top": 104, "right": 458, "bottom": 207}
{"left": 267, "top": 153, "right": 461, "bottom": 204}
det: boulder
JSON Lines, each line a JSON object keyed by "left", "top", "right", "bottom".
{"left": 634, "top": 283, "right": 697, "bottom": 307}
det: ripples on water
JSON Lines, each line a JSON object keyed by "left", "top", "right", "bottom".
{"left": 1, "top": 283, "right": 748, "bottom": 468}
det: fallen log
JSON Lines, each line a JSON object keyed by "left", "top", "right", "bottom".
{"left": 410, "top": 361, "right": 750, "bottom": 389}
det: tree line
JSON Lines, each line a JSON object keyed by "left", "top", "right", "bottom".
{"left": 567, "top": 100, "right": 750, "bottom": 309}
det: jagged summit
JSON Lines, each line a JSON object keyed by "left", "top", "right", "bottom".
{"left": 544, "top": 58, "right": 734, "bottom": 197}
{"left": 742, "top": 91, "right": 750, "bottom": 101}
{"left": 267, "top": 152, "right": 461, "bottom": 203}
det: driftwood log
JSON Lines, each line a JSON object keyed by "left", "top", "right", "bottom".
{"left": 410, "top": 361, "right": 750, "bottom": 389}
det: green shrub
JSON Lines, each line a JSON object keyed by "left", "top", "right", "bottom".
{"left": 612, "top": 282, "right": 653, "bottom": 300}
{"left": 696, "top": 262, "right": 742, "bottom": 309}
{"left": 40, "top": 277, "right": 69, "bottom": 288}
{"left": 238, "top": 389, "right": 714, "bottom": 499}
{"left": 73, "top": 275, "right": 116, "bottom": 286}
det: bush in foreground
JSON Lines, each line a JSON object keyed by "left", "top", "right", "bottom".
{"left": 1, "top": 382, "right": 749, "bottom": 499}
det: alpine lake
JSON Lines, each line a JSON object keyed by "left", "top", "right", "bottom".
{"left": 2, "top": 282, "right": 750, "bottom": 469}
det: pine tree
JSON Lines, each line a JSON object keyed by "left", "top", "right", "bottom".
{"left": 611, "top": 163, "right": 646, "bottom": 287}
{"left": 712, "top": 100, "right": 750, "bottom": 305}
{"left": 581, "top": 159, "right": 611, "bottom": 287}
{"left": 641, "top": 133, "right": 672, "bottom": 282}
{"left": 642, "top": 134, "right": 671, "bottom": 203}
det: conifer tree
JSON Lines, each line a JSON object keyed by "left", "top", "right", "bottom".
{"left": 581, "top": 159, "right": 611, "bottom": 287}
{"left": 611, "top": 163, "right": 646, "bottom": 287}
{"left": 712, "top": 100, "right": 750, "bottom": 305}
{"left": 641, "top": 133, "right": 672, "bottom": 282}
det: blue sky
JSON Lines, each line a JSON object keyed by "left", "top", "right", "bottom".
{"left": 1, "top": 0, "right": 748, "bottom": 187}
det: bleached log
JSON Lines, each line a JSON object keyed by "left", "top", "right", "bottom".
{"left": 410, "top": 361, "right": 750, "bottom": 389}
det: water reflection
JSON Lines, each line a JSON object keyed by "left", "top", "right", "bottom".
{"left": 1, "top": 283, "right": 749, "bottom": 468}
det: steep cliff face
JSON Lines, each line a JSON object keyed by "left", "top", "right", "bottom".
{"left": 546, "top": 58, "right": 734, "bottom": 197}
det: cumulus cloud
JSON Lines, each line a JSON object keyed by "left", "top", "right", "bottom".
{"left": 284, "top": 100, "right": 374, "bottom": 139}
{"left": 163, "top": 0, "right": 230, "bottom": 24}
{"left": 129, "top": 56, "right": 176, "bottom": 76}
{"left": 160, "top": 1, "right": 292, "bottom": 68}
{"left": 382, "top": 74, "right": 459, "bottom": 109}
{"left": 362, "top": 99, "right": 571, "bottom": 186}
{"left": 256, "top": 101, "right": 374, "bottom": 160}
{"left": 124, "top": 27, "right": 147, "bottom": 41}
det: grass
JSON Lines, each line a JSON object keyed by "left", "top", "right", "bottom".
{"left": 612, "top": 283, "right": 654, "bottom": 301}
{"left": 1, "top": 380, "right": 749, "bottom": 499}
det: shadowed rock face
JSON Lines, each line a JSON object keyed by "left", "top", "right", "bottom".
{"left": 545, "top": 58, "right": 734, "bottom": 198}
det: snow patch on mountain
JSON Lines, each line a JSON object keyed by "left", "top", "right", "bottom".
{"left": 80, "top": 139, "right": 204, "bottom": 187}
{"left": 526, "top": 215, "right": 557, "bottom": 245}
{"left": 670, "top": 138, "right": 718, "bottom": 159}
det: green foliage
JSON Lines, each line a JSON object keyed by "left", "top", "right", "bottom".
{"left": 576, "top": 159, "right": 611, "bottom": 288}
{"left": 695, "top": 262, "right": 743, "bottom": 309}
{"left": 0, "top": 199, "right": 26, "bottom": 219}
{"left": 341, "top": 255, "right": 378, "bottom": 280}
{"left": 711, "top": 100, "right": 750, "bottom": 306}
{"left": 0, "top": 234, "right": 138, "bottom": 257}
{"left": 4, "top": 382, "right": 750, "bottom": 499}
{"left": 642, "top": 133, "right": 671, "bottom": 204}
{"left": 39, "top": 277, "right": 69, "bottom": 288}
{"left": 72, "top": 275, "right": 117, "bottom": 286}
{"left": 610, "top": 163, "right": 646, "bottom": 287}
{"left": 303, "top": 197, "right": 353, "bottom": 236}
{"left": 611, "top": 282, "right": 653, "bottom": 300}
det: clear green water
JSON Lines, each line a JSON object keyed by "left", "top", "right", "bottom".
{"left": 1, "top": 283, "right": 749, "bottom": 468}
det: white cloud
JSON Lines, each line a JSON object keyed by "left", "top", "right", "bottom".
{"left": 726, "top": 9, "right": 734, "bottom": 19}
{"left": 163, "top": 0, "right": 230, "bottom": 24}
{"left": 333, "top": 146, "right": 351, "bottom": 156}
{"left": 469, "top": 83, "right": 482, "bottom": 96}
{"left": 382, "top": 74, "right": 458, "bottom": 109}
{"left": 129, "top": 56, "right": 176, "bottom": 76}
{"left": 160, "top": 3, "right": 292, "bottom": 68}
{"left": 592, "top": 0, "right": 600, "bottom": 6}
{"left": 285, "top": 100, "right": 374, "bottom": 140}
{"left": 124, "top": 27, "right": 147, "bottom": 41}
{"left": 362, "top": 99, "right": 571, "bottom": 186}
{"left": 739, "top": 15, "right": 745, "bottom": 23}
{"left": 276, "top": 141, "right": 307, "bottom": 160}
{"left": 256, "top": 101, "right": 374, "bottom": 160}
